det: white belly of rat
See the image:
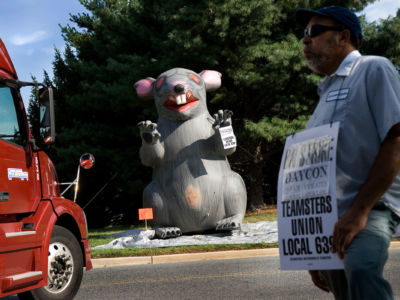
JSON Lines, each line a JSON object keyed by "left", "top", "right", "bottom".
{"left": 135, "top": 68, "right": 247, "bottom": 239}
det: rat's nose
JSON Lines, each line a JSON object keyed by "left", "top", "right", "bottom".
{"left": 174, "top": 84, "right": 185, "bottom": 94}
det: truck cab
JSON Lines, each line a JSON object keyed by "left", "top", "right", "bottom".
{"left": 0, "top": 39, "right": 92, "bottom": 299}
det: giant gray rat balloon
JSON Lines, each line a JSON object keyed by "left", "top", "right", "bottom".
{"left": 135, "top": 68, "right": 247, "bottom": 239}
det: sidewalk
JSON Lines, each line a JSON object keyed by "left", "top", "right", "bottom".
{"left": 92, "top": 241, "right": 400, "bottom": 269}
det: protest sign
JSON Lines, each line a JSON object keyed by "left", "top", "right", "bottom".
{"left": 139, "top": 208, "right": 153, "bottom": 220}
{"left": 138, "top": 208, "right": 154, "bottom": 230}
{"left": 278, "top": 122, "right": 343, "bottom": 270}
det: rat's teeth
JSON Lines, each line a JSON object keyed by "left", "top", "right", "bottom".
{"left": 177, "top": 95, "right": 187, "bottom": 105}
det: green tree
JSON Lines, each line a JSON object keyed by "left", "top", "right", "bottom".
{"left": 131, "top": 0, "right": 375, "bottom": 208}
{"left": 52, "top": 0, "right": 168, "bottom": 227}
{"left": 361, "top": 9, "right": 400, "bottom": 66}
{"left": 52, "top": 0, "right": 379, "bottom": 227}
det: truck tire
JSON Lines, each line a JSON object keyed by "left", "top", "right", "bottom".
{"left": 19, "top": 225, "right": 84, "bottom": 300}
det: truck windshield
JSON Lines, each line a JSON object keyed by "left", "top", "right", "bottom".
{"left": 0, "top": 86, "right": 23, "bottom": 145}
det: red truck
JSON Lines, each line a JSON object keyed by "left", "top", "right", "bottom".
{"left": 0, "top": 39, "right": 92, "bottom": 299}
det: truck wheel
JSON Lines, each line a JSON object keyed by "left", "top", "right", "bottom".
{"left": 19, "top": 225, "right": 84, "bottom": 300}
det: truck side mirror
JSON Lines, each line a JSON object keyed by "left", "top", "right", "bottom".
{"left": 39, "top": 87, "right": 55, "bottom": 145}
{"left": 80, "top": 153, "right": 95, "bottom": 170}
{"left": 60, "top": 153, "right": 96, "bottom": 202}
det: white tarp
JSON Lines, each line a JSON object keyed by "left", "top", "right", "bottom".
{"left": 93, "top": 221, "right": 278, "bottom": 250}
{"left": 92, "top": 220, "right": 399, "bottom": 250}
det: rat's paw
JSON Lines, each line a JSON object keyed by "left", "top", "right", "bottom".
{"left": 154, "top": 227, "right": 182, "bottom": 239}
{"left": 216, "top": 215, "right": 242, "bottom": 231}
{"left": 213, "top": 109, "right": 233, "bottom": 128}
{"left": 137, "top": 120, "right": 161, "bottom": 144}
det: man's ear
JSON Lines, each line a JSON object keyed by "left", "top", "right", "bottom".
{"left": 339, "top": 29, "right": 352, "bottom": 45}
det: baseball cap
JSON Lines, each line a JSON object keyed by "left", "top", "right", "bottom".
{"left": 295, "top": 6, "right": 362, "bottom": 39}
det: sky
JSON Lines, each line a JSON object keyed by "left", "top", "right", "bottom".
{"left": 0, "top": 0, "right": 89, "bottom": 104}
{"left": 0, "top": 0, "right": 399, "bottom": 105}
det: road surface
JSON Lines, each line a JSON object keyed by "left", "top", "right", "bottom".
{"left": 76, "top": 249, "right": 400, "bottom": 300}
{"left": 2, "top": 249, "right": 399, "bottom": 299}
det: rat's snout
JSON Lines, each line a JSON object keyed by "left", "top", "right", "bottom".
{"left": 174, "top": 84, "right": 185, "bottom": 94}
{"left": 168, "top": 82, "right": 189, "bottom": 105}
{"left": 164, "top": 78, "right": 199, "bottom": 111}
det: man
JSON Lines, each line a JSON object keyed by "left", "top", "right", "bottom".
{"left": 295, "top": 6, "right": 400, "bottom": 300}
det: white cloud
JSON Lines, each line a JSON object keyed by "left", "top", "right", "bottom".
{"left": 42, "top": 46, "right": 55, "bottom": 55}
{"left": 10, "top": 30, "right": 47, "bottom": 46}
{"left": 362, "top": 0, "right": 400, "bottom": 22}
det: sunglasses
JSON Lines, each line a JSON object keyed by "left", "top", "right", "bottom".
{"left": 304, "top": 24, "right": 344, "bottom": 38}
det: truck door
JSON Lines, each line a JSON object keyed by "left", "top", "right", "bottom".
{"left": 0, "top": 86, "right": 39, "bottom": 214}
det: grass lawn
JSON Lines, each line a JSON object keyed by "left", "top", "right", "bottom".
{"left": 89, "top": 206, "right": 278, "bottom": 258}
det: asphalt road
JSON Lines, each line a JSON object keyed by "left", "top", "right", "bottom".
{"left": 2, "top": 249, "right": 399, "bottom": 299}
{"left": 76, "top": 249, "right": 400, "bottom": 300}
{"left": 78, "top": 257, "right": 327, "bottom": 299}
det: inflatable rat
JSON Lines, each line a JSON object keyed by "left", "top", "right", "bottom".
{"left": 135, "top": 68, "right": 247, "bottom": 239}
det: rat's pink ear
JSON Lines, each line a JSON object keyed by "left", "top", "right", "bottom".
{"left": 134, "top": 77, "right": 156, "bottom": 99}
{"left": 200, "top": 70, "right": 221, "bottom": 92}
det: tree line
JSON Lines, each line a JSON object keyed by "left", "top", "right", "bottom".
{"left": 28, "top": 0, "right": 400, "bottom": 228}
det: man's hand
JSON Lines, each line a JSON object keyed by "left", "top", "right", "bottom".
{"left": 308, "top": 270, "right": 330, "bottom": 293}
{"left": 331, "top": 209, "right": 368, "bottom": 259}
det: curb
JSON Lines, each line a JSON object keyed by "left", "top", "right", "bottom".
{"left": 92, "top": 248, "right": 279, "bottom": 268}
{"left": 92, "top": 241, "right": 400, "bottom": 269}
{"left": 390, "top": 240, "right": 400, "bottom": 249}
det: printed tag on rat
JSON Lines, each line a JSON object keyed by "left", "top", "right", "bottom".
{"left": 219, "top": 125, "right": 237, "bottom": 149}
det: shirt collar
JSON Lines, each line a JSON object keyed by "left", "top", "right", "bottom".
{"left": 317, "top": 50, "right": 361, "bottom": 95}
{"left": 333, "top": 50, "right": 361, "bottom": 77}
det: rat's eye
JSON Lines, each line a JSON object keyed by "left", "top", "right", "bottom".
{"left": 188, "top": 73, "right": 200, "bottom": 84}
{"left": 155, "top": 76, "right": 165, "bottom": 90}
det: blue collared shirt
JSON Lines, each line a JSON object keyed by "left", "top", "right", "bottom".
{"left": 307, "top": 50, "right": 400, "bottom": 217}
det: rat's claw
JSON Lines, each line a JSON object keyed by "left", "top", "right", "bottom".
{"left": 224, "top": 110, "right": 233, "bottom": 121}
{"left": 217, "top": 110, "right": 224, "bottom": 121}
{"left": 149, "top": 123, "right": 157, "bottom": 131}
